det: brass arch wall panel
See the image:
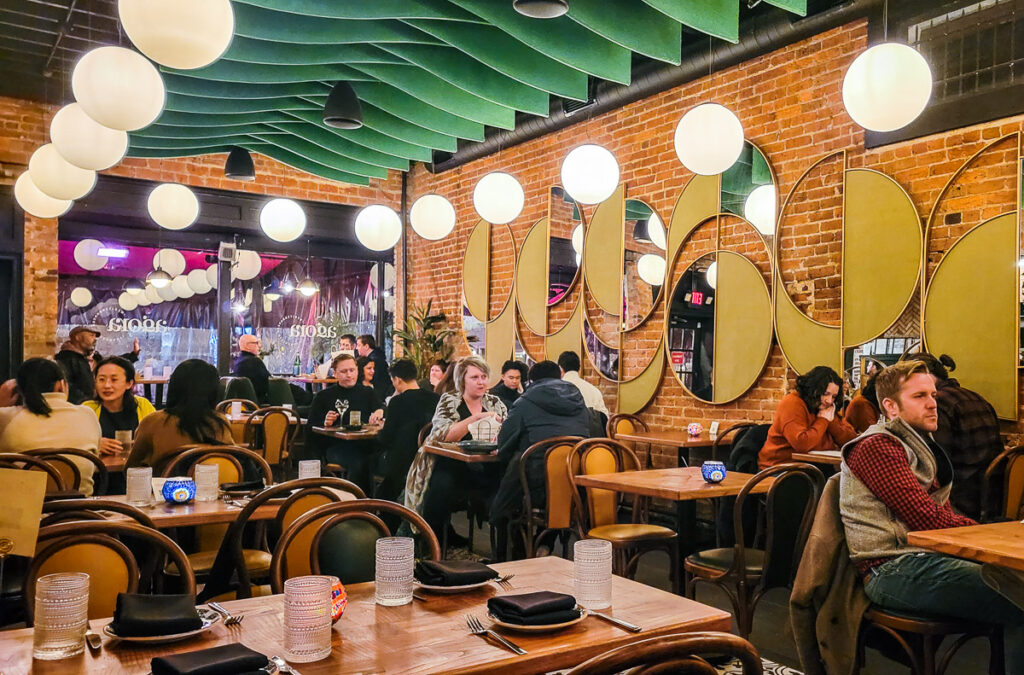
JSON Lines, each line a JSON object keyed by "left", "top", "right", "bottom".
{"left": 515, "top": 217, "right": 550, "bottom": 335}
{"left": 545, "top": 294, "right": 583, "bottom": 364}
{"left": 842, "top": 169, "right": 922, "bottom": 347}
{"left": 485, "top": 300, "right": 517, "bottom": 388}
{"left": 923, "top": 213, "right": 1018, "bottom": 419}
{"left": 713, "top": 251, "right": 773, "bottom": 403}
{"left": 668, "top": 174, "right": 719, "bottom": 263}
{"left": 619, "top": 341, "right": 665, "bottom": 414}
{"left": 583, "top": 184, "right": 625, "bottom": 315}
{"left": 462, "top": 219, "right": 490, "bottom": 321}
{"left": 774, "top": 279, "right": 842, "bottom": 375}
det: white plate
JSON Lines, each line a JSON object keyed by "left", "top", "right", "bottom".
{"left": 414, "top": 579, "right": 494, "bottom": 594}
{"left": 487, "top": 607, "right": 587, "bottom": 632}
{"left": 103, "top": 608, "right": 220, "bottom": 644}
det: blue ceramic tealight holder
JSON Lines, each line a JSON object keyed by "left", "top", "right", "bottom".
{"left": 162, "top": 477, "right": 196, "bottom": 504}
{"left": 701, "top": 461, "right": 727, "bottom": 483}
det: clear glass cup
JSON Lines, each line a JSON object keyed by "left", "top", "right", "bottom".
{"left": 126, "top": 466, "right": 153, "bottom": 506}
{"left": 114, "top": 430, "right": 133, "bottom": 456}
{"left": 283, "top": 575, "right": 333, "bottom": 663}
{"left": 349, "top": 410, "right": 361, "bottom": 427}
{"left": 374, "top": 537, "right": 414, "bottom": 606}
{"left": 194, "top": 464, "right": 220, "bottom": 502}
{"left": 298, "top": 460, "right": 321, "bottom": 480}
{"left": 574, "top": 539, "right": 613, "bottom": 610}
{"left": 33, "top": 572, "right": 89, "bottom": 660}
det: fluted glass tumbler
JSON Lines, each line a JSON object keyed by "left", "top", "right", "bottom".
{"left": 194, "top": 464, "right": 220, "bottom": 502}
{"left": 374, "top": 537, "right": 414, "bottom": 606}
{"left": 283, "top": 575, "right": 333, "bottom": 663}
{"left": 33, "top": 572, "right": 89, "bottom": 660}
{"left": 126, "top": 466, "right": 152, "bottom": 506}
{"left": 574, "top": 539, "right": 613, "bottom": 610}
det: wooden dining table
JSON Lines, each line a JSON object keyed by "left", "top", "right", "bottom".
{"left": 311, "top": 425, "right": 381, "bottom": 441}
{"left": 136, "top": 376, "right": 169, "bottom": 408}
{"left": 423, "top": 442, "right": 499, "bottom": 463}
{"left": 288, "top": 375, "right": 337, "bottom": 393}
{"left": 0, "top": 557, "right": 730, "bottom": 674}
{"left": 907, "top": 521, "right": 1024, "bottom": 572}
{"left": 791, "top": 449, "right": 843, "bottom": 466}
{"left": 98, "top": 494, "right": 281, "bottom": 529}
{"left": 614, "top": 429, "right": 733, "bottom": 466}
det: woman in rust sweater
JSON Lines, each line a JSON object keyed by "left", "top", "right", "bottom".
{"left": 844, "top": 374, "right": 881, "bottom": 434}
{"left": 758, "top": 365, "right": 857, "bottom": 469}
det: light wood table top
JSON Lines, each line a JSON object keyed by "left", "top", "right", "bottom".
{"left": 574, "top": 466, "right": 769, "bottom": 502}
{"left": 615, "top": 429, "right": 732, "bottom": 449}
{"left": 0, "top": 557, "right": 729, "bottom": 675}
{"left": 98, "top": 494, "right": 280, "bottom": 528}
{"left": 100, "top": 453, "right": 127, "bottom": 472}
{"left": 791, "top": 450, "right": 843, "bottom": 466}
{"left": 135, "top": 376, "right": 169, "bottom": 385}
{"left": 289, "top": 375, "right": 337, "bottom": 385}
{"left": 312, "top": 425, "right": 381, "bottom": 441}
{"left": 907, "top": 521, "right": 1024, "bottom": 572}
{"left": 423, "top": 442, "right": 499, "bottom": 463}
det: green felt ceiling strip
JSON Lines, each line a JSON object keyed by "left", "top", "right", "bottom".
{"left": 233, "top": 4, "right": 439, "bottom": 45}
{"left": 233, "top": 0, "right": 484, "bottom": 22}
{"left": 356, "top": 102, "right": 458, "bottom": 152}
{"left": 445, "top": 0, "right": 632, "bottom": 84}
{"left": 129, "top": 134, "right": 262, "bottom": 150}
{"left": 161, "top": 74, "right": 331, "bottom": 100}
{"left": 163, "top": 93, "right": 324, "bottom": 114}
{"left": 405, "top": 19, "right": 588, "bottom": 101}
{"left": 223, "top": 38, "right": 407, "bottom": 65}
{"left": 281, "top": 109, "right": 434, "bottom": 162}
{"left": 351, "top": 82, "right": 485, "bottom": 140}
{"left": 166, "top": 60, "right": 369, "bottom": 85}
{"left": 379, "top": 43, "right": 550, "bottom": 116}
{"left": 240, "top": 142, "right": 370, "bottom": 185}
{"left": 766, "top": 0, "right": 807, "bottom": 15}
{"left": 642, "top": 0, "right": 739, "bottom": 44}
{"left": 352, "top": 63, "right": 515, "bottom": 129}
{"left": 150, "top": 110, "right": 298, "bottom": 127}
{"left": 127, "top": 144, "right": 240, "bottom": 158}
{"left": 132, "top": 122, "right": 287, "bottom": 139}
{"left": 248, "top": 133, "right": 388, "bottom": 179}
{"left": 567, "top": 1, "right": 682, "bottom": 65}
{"left": 263, "top": 122, "right": 409, "bottom": 171}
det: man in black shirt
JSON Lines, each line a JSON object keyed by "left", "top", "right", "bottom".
{"left": 306, "top": 353, "right": 383, "bottom": 493}
{"left": 356, "top": 334, "right": 394, "bottom": 398}
{"left": 232, "top": 334, "right": 270, "bottom": 403}
{"left": 489, "top": 360, "right": 527, "bottom": 409}
{"left": 375, "top": 359, "right": 440, "bottom": 503}
{"left": 55, "top": 325, "right": 140, "bottom": 404}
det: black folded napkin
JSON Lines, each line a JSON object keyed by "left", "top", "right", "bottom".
{"left": 414, "top": 560, "right": 499, "bottom": 586}
{"left": 151, "top": 644, "right": 269, "bottom": 675}
{"left": 487, "top": 591, "right": 581, "bottom": 626}
{"left": 220, "top": 479, "right": 264, "bottom": 492}
{"left": 109, "top": 593, "right": 203, "bottom": 638}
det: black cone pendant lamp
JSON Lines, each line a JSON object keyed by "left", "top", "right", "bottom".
{"left": 323, "top": 82, "right": 363, "bottom": 129}
{"left": 513, "top": 0, "right": 568, "bottom": 18}
{"left": 225, "top": 147, "right": 255, "bottom": 181}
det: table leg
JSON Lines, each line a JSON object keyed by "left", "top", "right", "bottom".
{"left": 675, "top": 499, "right": 698, "bottom": 557}
{"left": 143, "top": 382, "right": 153, "bottom": 403}
{"left": 676, "top": 446, "right": 690, "bottom": 467}
{"left": 155, "top": 382, "right": 165, "bottom": 409}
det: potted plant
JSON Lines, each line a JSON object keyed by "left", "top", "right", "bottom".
{"left": 393, "top": 300, "right": 456, "bottom": 379}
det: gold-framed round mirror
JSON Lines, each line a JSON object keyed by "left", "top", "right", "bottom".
{"left": 623, "top": 199, "right": 666, "bottom": 331}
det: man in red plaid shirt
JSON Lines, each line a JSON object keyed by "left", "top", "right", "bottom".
{"left": 838, "top": 360, "right": 1024, "bottom": 671}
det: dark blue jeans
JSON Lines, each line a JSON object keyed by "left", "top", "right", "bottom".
{"left": 865, "top": 552, "right": 1024, "bottom": 672}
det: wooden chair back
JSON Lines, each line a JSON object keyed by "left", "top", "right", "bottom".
{"left": 215, "top": 398, "right": 259, "bottom": 414}
{"left": 160, "top": 445, "right": 273, "bottom": 485}
{"left": 24, "top": 448, "right": 109, "bottom": 496}
{"left": 566, "top": 438, "right": 642, "bottom": 534}
{"left": 417, "top": 422, "right": 433, "bottom": 447}
{"left": 982, "top": 445, "right": 1024, "bottom": 521}
{"left": 0, "top": 452, "right": 67, "bottom": 492}
{"left": 40, "top": 498, "right": 156, "bottom": 529}
{"left": 711, "top": 422, "right": 758, "bottom": 461}
{"left": 519, "top": 436, "right": 583, "bottom": 531}
{"left": 606, "top": 413, "right": 647, "bottom": 440}
{"left": 246, "top": 407, "right": 296, "bottom": 465}
{"left": 565, "top": 631, "right": 762, "bottom": 675}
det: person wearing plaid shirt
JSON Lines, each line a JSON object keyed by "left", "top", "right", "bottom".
{"left": 838, "top": 360, "right": 1024, "bottom": 672}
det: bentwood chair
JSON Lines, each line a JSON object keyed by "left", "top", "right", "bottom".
{"left": 0, "top": 452, "right": 68, "bottom": 493}
{"left": 266, "top": 377, "right": 295, "bottom": 407}
{"left": 40, "top": 498, "right": 155, "bottom": 529}
{"left": 685, "top": 462, "right": 824, "bottom": 638}
{"left": 567, "top": 438, "right": 680, "bottom": 593}
{"left": 566, "top": 631, "right": 763, "bottom": 675}
{"left": 243, "top": 407, "right": 300, "bottom": 476}
{"left": 23, "top": 447, "right": 109, "bottom": 496}
{"left": 215, "top": 397, "right": 259, "bottom": 415}
{"left": 606, "top": 413, "right": 651, "bottom": 468}
{"left": 980, "top": 445, "right": 1024, "bottom": 522}
{"left": 270, "top": 499, "right": 440, "bottom": 591}
{"left": 222, "top": 377, "right": 259, "bottom": 405}
{"left": 516, "top": 435, "right": 583, "bottom": 557}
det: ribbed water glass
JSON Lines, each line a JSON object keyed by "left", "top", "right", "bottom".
{"left": 374, "top": 537, "right": 414, "bottom": 606}
{"left": 32, "top": 573, "right": 89, "bottom": 660}
{"left": 283, "top": 575, "right": 333, "bottom": 663}
{"left": 126, "top": 466, "right": 152, "bottom": 506}
{"left": 574, "top": 539, "right": 613, "bottom": 609}
{"left": 194, "top": 464, "right": 220, "bottom": 502}
{"left": 298, "top": 460, "right": 321, "bottom": 480}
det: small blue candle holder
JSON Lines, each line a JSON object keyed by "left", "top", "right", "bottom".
{"left": 701, "top": 461, "right": 727, "bottom": 483}
{"left": 162, "top": 477, "right": 196, "bottom": 504}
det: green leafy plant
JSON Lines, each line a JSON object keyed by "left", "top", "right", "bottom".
{"left": 393, "top": 300, "right": 456, "bottom": 379}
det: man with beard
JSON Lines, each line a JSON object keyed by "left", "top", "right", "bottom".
{"left": 55, "top": 326, "right": 140, "bottom": 404}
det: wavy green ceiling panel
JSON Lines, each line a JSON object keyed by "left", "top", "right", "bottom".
{"left": 263, "top": 123, "right": 409, "bottom": 171}
{"left": 567, "top": 1, "right": 682, "bottom": 64}
{"left": 233, "top": 4, "right": 441, "bottom": 45}
{"left": 766, "top": 0, "right": 807, "bottom": 15}
{"left": 234, "top": 0, "right": 484, "bottom": 22}
{"left": 173, "top": 61, "right": 370, "bottom": 84}
{"left": 281, "top": 109, "right": 434, "bottom": 162}
{"left": 133, "top": 123, "right": 283, "bottom": 139}
{"left": 222, "top": 38, "right": 407, "bottom": 65}
{"left": 162, "top": 93, "right": 323, "bottom": 114}
{"left": 351, "top": 82, "right": 485, "bottom": 139}
{"left": 162, "top": 74, "right": 330, "bottom": 100}
{"left": 642, "top": 0, "right": 739, "bottom": 43}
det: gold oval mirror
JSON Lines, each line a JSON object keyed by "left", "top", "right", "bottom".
{"left": 720, "top": 142, "right": 777, "bottom": 243}
{"left": 623, "top": 199, "right": 666, "bottom": 331}
{"left": 549, "top": 187, "right": 582, "bottom": 306}
{"left": 583, "top": 316, "right": 619, "bottom": 380}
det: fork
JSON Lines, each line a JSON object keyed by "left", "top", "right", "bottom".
{"left": 465, "top": 615, "right": 526, "bottom": 655}
{"left": 493, "top": 573, "right": 515, "bottom": 590}
{"left": 270, "top": 655, "right": 300, "bottom": 674}
{"left": 208, "top": 602, "right": 244, "bottom": 626}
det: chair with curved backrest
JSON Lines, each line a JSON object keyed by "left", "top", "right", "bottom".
{"left": 23, "top": 448, "right": 109, "bottom": 496}
{"left": 199, "top": 477, "right": 366, "bottom": 602}
{"left": 244, "top": 407, "right": 299, "bottom": 473}
{"left": 270, "top": 499, "right": 440, "bottom": 591}
{"left": 24, "top": 521, "right": 194, "bottom": 625}
{"left": 565, "top": 631, "right": 763, "bottom": 675}
{"left": 712, "top": 422, "right": 760, "bottom": 463}
{"left": 267, "top": 377, "right": 295, "bottom": 407}
{"left": 215, "top": 398, "right": 259, "bottom": 415}
{"left": 606, "top": 413, "right": 651, "bottom": 468}
{"left": 981, "top": 445, "right": 1024, "bottom": 522}
{"left": 567, "top": 438, "right": 680, "bottom": 593}
{"left": 685, "top": 462, "right": 824, "bottom": 638}
{"left": 0, "top": 452, "right": 68, "bottom": 493}
{"left": 516, "top": 435, "right": 583, "bottom": 557}
{"left": 223, "top": 377, "right": 259, "bottom": 405}
{"left": 40, "top": 498, "right": 155, "bottom": 529}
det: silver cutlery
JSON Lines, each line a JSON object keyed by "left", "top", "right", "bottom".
{"left": 465, "top": 614, "right": 527, "bottom": 655}
{"left": 493, "top": 573, "right": 515, "bottom": 590}
{"left": 588, "top": 610, "right": 642, "bottom": 633}
{"left": 208, "top": 601, "right": 244, "bottom": 626}
{"left": 271, "top": 655, "right": 300, "bottom": 674}
{"left": 84, "top": 627, "right": 102, "bottom": 652}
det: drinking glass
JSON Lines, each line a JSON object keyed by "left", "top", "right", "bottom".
{"left": 374, "top": 537, "right": 414, "bottom": 606}
{"left": 126, "top": 466, "right": 152, "bottom": 506}
{"left": 33, "top": 572, "right": 89, "bottom": 660}
{"left": 114, "top": 430, "right": 133, "bottom": 456}
{"left": 283, "top": 575, "right": 333, "bottom": 663}
{"left": 574, "top": 539, "right": 613, "bottom": 609}
{"left": 194, "top": 464, "right": 220, "bottom": 502}
{"left": 349, "top": 410, "right": 361, "bottom": 427}
{"left": 230, "top": 401, "right": 242, "bottom": 418}
{"left": 298, "top": 460, "right": 321, "bottom": 480}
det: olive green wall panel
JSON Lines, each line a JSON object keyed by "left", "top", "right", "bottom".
{"left": 713, "top": 251, "right": 773, "bottom": 403}
{"left": 619, "top": 341, "right": 666, "bottom": 414}
{"left": 668, "top": 175, "right": 719, "bottom": 264}
{"left": 774, "top": 276, "right": 842, "bottom": 376}
{"left": 516, "top": 218, "right": 549, "bottom": 335}
{"left": 485, "top": 301, "right": 516, "bottom": 388}
{"left": 545, "top": 298, "right": 583, "bottom": 366}
{"left": 584, "top": 184, "right": 624, "bottom": 315}
{"left": 463, "top": 219, "right": 491, "bottom": 322}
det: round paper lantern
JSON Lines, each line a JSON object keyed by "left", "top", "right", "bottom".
{"left": 28, "top": 144, "right": 97, "bottom": 200}
{"left": 14, "top": 172, "right": 72, "bottom": 219}
{"left": 354, "top": 204, "right": 402, "bottom": 251}
{"left": 297, "top": 278, "right": 319, "bottom": 297}
{"left": 147, "top": 269, "right": 172, "bottom": 289}
{"left": 73, "top": 239, "right": 108, "bottom": 271}
{"left": 843, "top": 43, "right": 932, "bottom": 132}
{"left": 69, "top": 287, "right": 93, "bottom": 307}
{"left": 157, "top": 282, "right": 177, "bottom": 301}
{"left": 144, "top": 284, "right": 163, "bottom": 304}
{"left": 743, "top": 184, "right": 777, "bottom": 236}
{"left": 118, "top": 0, "right": 234, "bottom": 70}
{"left": 368, "top": 262, "right": 397, "bottom": 289}
{"left": 153, "top": 249, "right": 186, "bottom": 277}
{"left": 50, "top": 103, "right": 128, "bottom": 171}
{"left": 560, "top": 144, "right": 619, "bottom": 205}
{"left": 636, "top": 254, "right": 666, "bottom": 286}
{"left": 187, "top": 268, "right": 212, "bottom": 294}
{"left": 135, "top": 292, "right": 151, "bottom": 307}
{"left": 72, "top": 46, "right": 165, "bottom": 131}
{"left": 148, "top": 183, "right": 199, "bottom": 230}
{"left": 125, "top": 278, "right": 146, "bottom": 296}
{"left": 233, "top": 250, "right": 262, "bottom": 281}
{"left": 410, "top": 193, "right": 455, "bottom": 240}
{"left": 118, "top": 291, "right": 139, "bottom": 311}
{"left": 473, "top": 172, "right": 524, "bottom": 225}
{"left": 673, "top": 103, "right": 745, "bottom": 176}
{"left": 647, "top": 212, "right": 666, "bottom": 250}
{"left": 171, "top": 275, "right": 194, "bottom": 299}
{"left": 206, "top": 264, "right": 219, "bottom": 289}
{"left": 706, "top": 261, "right": 718, "bottom": 289}
{"left": 259, "top": 198, "right": 306, "bottom": 242}
{"left": 571, "top": 224, "right": 583, "bottom": 255}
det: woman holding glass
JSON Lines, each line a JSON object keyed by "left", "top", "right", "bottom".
{"left": 84, "top": 356, "right": 155, "bottom": 456}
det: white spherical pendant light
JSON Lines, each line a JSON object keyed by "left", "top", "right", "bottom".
{"left": 50, "top": 103, "right": 128, "bottom": 171}
{"left": 206, "top": 264, "right": 219, "bottom": 289}
{"left": 28, "top": 144, "right": 97, "bottom": 200}
{"left": 743, "top": 184, "right": 777, "bottom": 236}
{"left": 135, "top": 292, "right": 151, "bottom": 307}
{"left": 125, "top": 279, "right": 146, "bottom": 296}
{"left": 706, "top": 261, "right": 718, "bottom": 289}
{"left": 560, "top": 144, "right": 619, "bottom": 205}
{"left": 354, "top": 204, "right": 402, "bottom": 251}
{"left": 233, "top": 250, "right": 262, "bottom": 281}
{"left": 69, "top": 287, "right": 93, "bottom": 307}
{"left": 571, "top": 224, "right": 583, "bottom": 255}
{"left": 157, "top": 281, "right": 177, "bottom": 301}
{"left": 842, "top": 42, "right": 932, "bottom": 132}
{"left": 636, "top": 254, "right": 666, "bottom": 286}
{"left": 171, "top": 275, "right": 194, "bottom": 299}
{"left": 73, "top": 239, "right": 108, "bottom": 271}
{"left": 410, "top": 194, "right": 455, "bottom": 240}
{"left": 147, "top": 269, "right": 172, "bottom": 289}
{"left": 118, "top": 291, "right": 139, "bottom": 311}
{"left": 14, "top": 172, "right": 72, "bottom": 219}
{"left": 187, "top": 268, "right": 212, "bottom": 294}
{"left": 148, "top": 183, "right": 199, "bottom": 230}
{"left": 152, "top": 249, "right": 186, "bottom": 277}
{"left": 473, "top": 172, "right": 524, "bottom": 224}
{"left": 118, "top": 0, "right": 234, "bottom": 70}
{"left": 297, "top": 278, "right": 319, "bottom": 297}
{"left": 144, "top": 284, "right": 164, "bottom": 303}
{"left": 72, "top": 46, "right": 165, "bottom": 131}
{"left": 259, "top": 198, "right": 306, "bottom": 242}
{"left": 647, "top": 212, "right": 667, "bottom": 251}
{"left": 673, "top": 103, "right": 745, "bottom": 176}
